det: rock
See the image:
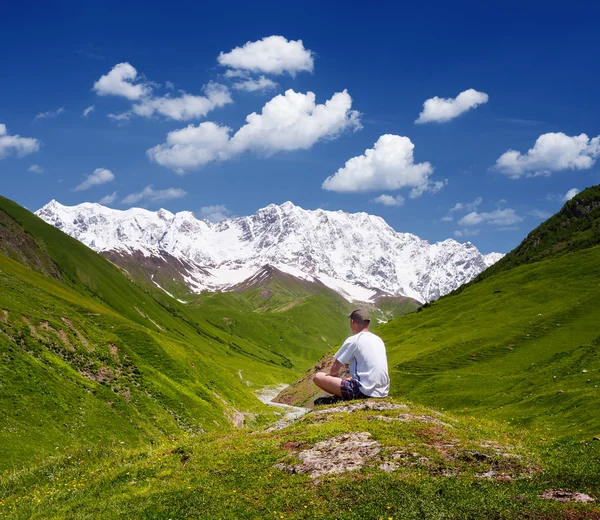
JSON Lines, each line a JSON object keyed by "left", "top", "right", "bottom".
{"left": 274, "top": 432, "right": 381, "bottom": 479}
{"left": 312, "top": 400, "right": 409, "bottom": 416}
{"left": 539, "top": 489, "right": 595, "bottom": 503}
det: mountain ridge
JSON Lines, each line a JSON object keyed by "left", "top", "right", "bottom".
{"left": 36, "top": 200, "right": 503, "bottom": 303}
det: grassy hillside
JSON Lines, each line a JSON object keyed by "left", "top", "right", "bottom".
{"left": 464, "top": 185, "right": 600, "bottom": 286}
{"left": 2, "top": 398, "right": 598, "bottom": 519}
{"left": 380, "top": 244, "right": 600, "bottom": 438}
{"left": 0, "top": 196, "right": 347, "bottom": 471}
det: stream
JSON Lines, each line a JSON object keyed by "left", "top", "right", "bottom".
{"left": 255, "top": 384, "right": 310, "bottom": 423}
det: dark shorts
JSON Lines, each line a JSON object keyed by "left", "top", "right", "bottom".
{"left": 340, "top": 379, "right": 368, "bottom": 400}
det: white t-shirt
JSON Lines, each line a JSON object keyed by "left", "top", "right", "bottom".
{"left": 334, "top": 331, "right": 390, "bottom": 397}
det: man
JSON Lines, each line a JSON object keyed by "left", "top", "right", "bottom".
{"left": 313, "top": 309, "right": 389, "bottom": 402}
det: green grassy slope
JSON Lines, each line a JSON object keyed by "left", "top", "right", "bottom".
{"left": 380, "top": 244, "right": 600, "bottom": 438}
{"left": 0, "top": 196, "right": 345, "bottom": 470}
{"left": 462, "top": 185, "right": 600, "bottom": 288}
{"left": 2, "top": 398, "right": 598, "bottom": 519}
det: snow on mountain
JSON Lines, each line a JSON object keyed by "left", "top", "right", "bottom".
{"left": 483, "top": 252, "right": 505, "bottom": 268}
{"left": 36, "top": 200, "right": 504, "bottom": 303}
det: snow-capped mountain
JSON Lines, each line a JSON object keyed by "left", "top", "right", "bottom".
{"left": 36, "top": 200, "right": 503, "bottom": 303}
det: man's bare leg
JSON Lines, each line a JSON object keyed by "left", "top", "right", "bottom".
{"left": 313, "top": 372, "right": 344, "bottom": 398}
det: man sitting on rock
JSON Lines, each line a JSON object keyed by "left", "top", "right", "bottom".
{"left": 313, "top": 309, "right": 390, "bottom": 404}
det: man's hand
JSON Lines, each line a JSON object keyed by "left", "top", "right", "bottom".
{"left": 329, "top": 359, "right": 343, "bottom": 377}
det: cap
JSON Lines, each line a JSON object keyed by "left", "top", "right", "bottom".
{"left": 348, "top": 308, "right": 371, "bottom": 322}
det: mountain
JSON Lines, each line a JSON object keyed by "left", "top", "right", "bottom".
{"left": 36, "top": 200, "right": 503, "bottom": 303}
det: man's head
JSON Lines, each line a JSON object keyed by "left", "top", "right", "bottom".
{"left": 348, "top": 308, "right": 370, "bottom": 333}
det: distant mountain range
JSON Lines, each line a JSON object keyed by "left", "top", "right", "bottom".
{"left": 36, "top": 200, "right": 503, "bottom": 303}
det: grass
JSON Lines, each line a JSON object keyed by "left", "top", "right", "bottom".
{"left": 0, "top": 196, "right": 354, "bottom": 471}
{"left": 1, "top": 398, "right": 598, "bottom": 519}
{"left": 379, "top": 244, "right": 600, "bottom": 438}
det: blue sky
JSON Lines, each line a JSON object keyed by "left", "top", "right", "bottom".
{"left": 1, "top": 0, "right": 599, "bottom": 254}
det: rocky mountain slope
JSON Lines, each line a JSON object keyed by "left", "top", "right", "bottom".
{"left": 36, "top": 200, "right": 502, "bottom": 303}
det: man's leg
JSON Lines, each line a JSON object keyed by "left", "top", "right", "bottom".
{"left": 313, "top": 372, "right": 343, "bottom": 398}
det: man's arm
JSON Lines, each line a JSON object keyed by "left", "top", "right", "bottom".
{"left": 329, "top": 359, "right": 343, "bottom": 376}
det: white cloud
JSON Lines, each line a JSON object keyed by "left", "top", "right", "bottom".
{"left": 458, "top": 208, "right": 524, "bottom": 227}
{"left": 121, "top": 185, "right": 187, "bottom": 205}
{"left": 416, "top": 89, "right": 488, "bottom": 124}
{"left": 528, "top": 209, "right": 552, "bottom": 219}
{"left": 197, "top": 204, "right": 232, "bottom": 223}
{"left": 229, "top": 89, "right": 360, "bottom": 155}
{"left": 442, "top": 197, "right": 482, "bottom": 221}
{"left": 73, "top": 168, "right": 115, "bottom": 191}
{"left": 409, "top": 179, "right": 447, "bottom": 199}
{"left": 28, "top": 164, "right": 43, "bottom": 174}
{"left": 454, "top": 229, "right": 480, "bottom": 238}
{"left": 218, "top": 35, "right": 314, "bottom": 76}
{"left": 93, "top": 62, "right": 149, "bottom": 100}
{"left": 449, "top": 197, "right": 483, "bottom": 214}
{"left": 99, "top": 191, "right": 118, "bottom": 204}
{"left": 495, "top": 132, "right": 600, "bottom": 178}
{"left": 0, "top": 124, "right": 40, "bottom": 159}
{"left": 165, "top": 81, "right": 175, "bottom": 90}
{"left": 224, "top": 69, "right": 249, "bottom": 79}
{"left": 372, "top": 194, "right": 405, "bottom": 206}
{"left": 96, "top": 62, "right": 232, "bottom": 122}
{"left": 128, "top": 82, "right": 232, "bottom": 121}
{"left": 563, "top": 188, "right": 581, "bottom": 201}
{"left": 147, "top": 122, "right": 232, "bottom": 173}
{"left": 322, "top": 134, "right": 433, "bottom": 193}
{"left": 34, "top": 107, "right": 65, "bottom": 121}
{"left": 83, "top": 105, "right": 95, "bottom": 117}
{"left": 233, "top": 76, "right": 278, "bottom": 92}
{"left": 148, "top": 89, "right": 360, "bottom": 173}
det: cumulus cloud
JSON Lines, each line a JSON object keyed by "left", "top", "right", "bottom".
{"left": 197, "top": 204, "right": 232, "bottom": 223}
{"left": 218, "top": 36, "right": 314, "bottom": 76}
{"left": 454, "top": 229, "right": 480, "bottom": 238}
{"left": 83, "top": 105, "right": 95, "bottom": 117}
{"left": 95, "top": 63, "right": 232, "bottom": 122}
{"left": 528, "top": 209, "right": 552, "bottom": 219}
{"left": 416, "top": 89, "right": 488, "bottom": 124}
{"left": 233, "top": 76, "right": 278, "bottom": 92}
{"left": 372, "top": 194, "right": 404, "bottom": 206}
{"left": 322, "top": 134, "right": 433, "bottom": 193}
{"left": 147, "top": 122, "right": 232, "bottom": 173}
{"left": 148, "top": 89, "right": 360, "bottom": 173}
{"left": 458, "top": 208, "right": 524, "bottom": 227}
{"left": 0, "top": 124, "right": 40, "bottom": 159}
{"left": 126, "top": 82, "right": 233, "bottom": 121}
{"left": 93, "top": 62, "right": 149, "bottom": 100}
{"left": 229, "top": 89, "right": 359, "bottom": 155}
{"left": 73, "top": 168, "right": 115, "bottom": 191}
{"left": 99, "top": 191, "right": 118, "bottom": 204}
{"left": 442, "top": 197, "right": 483, "bottom": 221}
{"left": 563, "top": 188, "right": 580, "bottom": 201}
{"left": 28, "top": 164, "right": 43, "bottom": 174}
{"left": 409, "top": 179, "right": 447, "bottom": 199}
{"left": 121, "top": 185, "right": 187, "bottom": 205}
{"left": 495, "top": 132, "right": 600, "bottom": 178}
{"left": 34, "top": 107, "right": 65, "bottom": 121}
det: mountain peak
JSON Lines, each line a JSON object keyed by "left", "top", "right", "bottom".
{"left": 35, "top": 200, "right": 504, "bottom": 303}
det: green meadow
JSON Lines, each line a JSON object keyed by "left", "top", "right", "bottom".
{"left": 1, "top": 187, "right": 600, "bottom": 518}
